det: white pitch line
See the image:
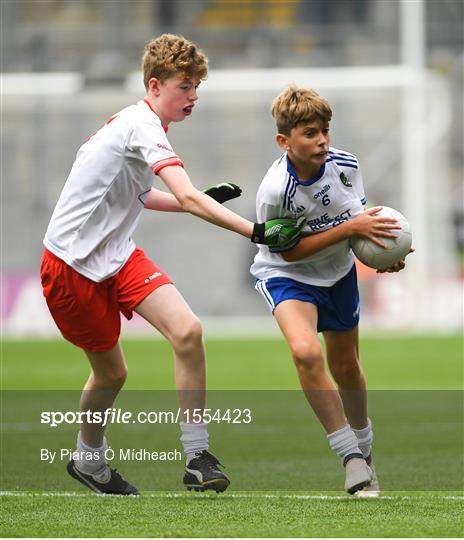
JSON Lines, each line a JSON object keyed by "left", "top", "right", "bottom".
{"left": 226, "top": 494, "right": 464, "bottom": 501}
{"left": 0, "top": 491, "right": 462, "bottom": 501}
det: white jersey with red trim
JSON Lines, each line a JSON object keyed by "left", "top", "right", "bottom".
{"left": 44, "top": 100, "right": 183, "bottom": 282}
{"left": 250, "top": 147, "right": 366, "bottom": 287}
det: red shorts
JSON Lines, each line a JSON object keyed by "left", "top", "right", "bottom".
{"left": 40, "top": 248, "right": 172, "bottom": 352}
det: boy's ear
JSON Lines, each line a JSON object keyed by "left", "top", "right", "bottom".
{"left": 276, "top": 133, "right": 290, "bottom": 150}
{"left": 147, "top": 77, "right": 162, "bottom": 95}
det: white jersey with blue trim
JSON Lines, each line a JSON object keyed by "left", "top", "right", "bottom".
{"left": 250, "top": 147, "right": 366, "bottom": 287}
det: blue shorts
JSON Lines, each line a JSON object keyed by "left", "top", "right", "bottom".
{"left": 254, "top": 265, "right": 360, "bottom": 333}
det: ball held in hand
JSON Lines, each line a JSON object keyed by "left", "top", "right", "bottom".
{"left": 350, "top": 206, "right": 412, "bottom": 270}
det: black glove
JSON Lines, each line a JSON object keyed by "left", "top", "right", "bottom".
{"left": 203, "top": 182, "right": 242, "bottom": 204}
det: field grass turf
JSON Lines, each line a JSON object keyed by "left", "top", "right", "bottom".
{"left": 1, "top": 335, "right": 463, "bottom": 537}
{"left": 2, "top": 334, "right": 462, "bottom": 390}
{"left": 1, "top": 491, "right": 463, "bottom": 538}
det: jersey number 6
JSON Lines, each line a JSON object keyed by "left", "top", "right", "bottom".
{"left": 322, "top": 194, "right": 331, "bottom": 206}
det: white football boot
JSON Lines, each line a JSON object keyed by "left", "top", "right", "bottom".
{"left": 355, "top": 454, "right": 379, "bottom": 497}
{"left": 344, "top": 454, "right": 373, "bottom": 494}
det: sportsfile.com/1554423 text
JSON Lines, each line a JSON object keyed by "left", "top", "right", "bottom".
{"left": 40, "top": 407, "right": 252, "bottom": 428}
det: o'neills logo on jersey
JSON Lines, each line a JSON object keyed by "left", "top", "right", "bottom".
{"left": 144, "top": 272, "right": 163, "bottom": 284}
{"left": 156, "top": 143, "right": 173, "bottom": 152}
{"left": 314, "top": 184, "right": 331, "bottom": 200}
{"left": 339, "top": 172, "right": 352, "bottom": 187}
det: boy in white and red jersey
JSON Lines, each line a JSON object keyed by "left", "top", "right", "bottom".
{"left": 41, "top": 34, "right": 304, "bottom": 495}
{"left": 251, "top": 86, "right": 411, "bottom": 496}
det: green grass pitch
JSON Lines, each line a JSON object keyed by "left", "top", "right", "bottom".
{"left": 1, "top": 334, "right": 463, "bottom": 537}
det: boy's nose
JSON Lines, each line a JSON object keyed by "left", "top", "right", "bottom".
{"left": 319, "top": 133, "right": 329, "bottom": 145}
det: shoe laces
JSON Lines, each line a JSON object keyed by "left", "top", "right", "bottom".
{"left": 194, "top": 450, "right": 224, "bottom": 470}
{"left": 96, "top": 466, "right": 126, "bottom": 485}
{"left": 110, "top": 468, "right": 129, "bottom": 484}
{"left": 91, "top": 464, "right": 111, "bottom": 483}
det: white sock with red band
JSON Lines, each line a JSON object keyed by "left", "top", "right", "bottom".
{"left": 180, "top": 422, "right": 209, "bottom": 463}
{"left": 327, "top": 424, "right": 363, "bottom": 463}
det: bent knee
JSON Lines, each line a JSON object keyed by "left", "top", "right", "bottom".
{"left": 330, "top": 358, "right": 362, "bottom": 380}
{"left": 171, "top": 315, "right": 203, "bottom": 351}
{"left": 290, "top": 341, "right": 324, "bottom": 371}
{"left": 92, "top": 365, "right": 128, "bottom": 389}
{"left": 114, "top": 366, "right": 128, "bottom": 385}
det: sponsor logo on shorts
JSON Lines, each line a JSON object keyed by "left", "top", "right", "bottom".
{"left": 353, "top": 302, "right": 360, "bottom": 318}
{"left": 144, "top": 272, "right": 163, "bottom": 284}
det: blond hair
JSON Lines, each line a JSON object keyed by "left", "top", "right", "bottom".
{"left": 271, "top": 86, "right": 332, "bottom": 135}
{"left": 142, "top": 34, "right": 208, "bottom": 89}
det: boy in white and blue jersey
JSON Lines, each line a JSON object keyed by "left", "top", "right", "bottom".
{"left": 252, "top": 146, "right": 366, "bottom": 287}
{"left": 251, "top": 86, "right": 408, "bottom": 495}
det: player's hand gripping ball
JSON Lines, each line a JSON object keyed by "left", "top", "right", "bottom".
{"left": 350, "top": 206, "right": 413, "bottom": 270}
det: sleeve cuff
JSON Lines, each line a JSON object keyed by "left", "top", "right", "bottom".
{"left": 151, "top": 157, "right": 184, "bottom": 175}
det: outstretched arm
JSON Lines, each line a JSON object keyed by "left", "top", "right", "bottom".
{"left": 144, "top": 188, "right": 185, "bottom": 212}
{"left": 157, "top": 165, "right": 305, "bottom": 247}
{"left": 144, "top": 183, "right": 242, "bottom": 212}
{"left": 282, "top": 207, "right": 400, "bottom": 262}
{"left": 158, "top": 165, "right": 252, "bottom": 237}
